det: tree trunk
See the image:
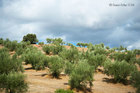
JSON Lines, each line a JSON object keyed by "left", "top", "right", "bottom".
{"left": 9, "top": 90, "right": 13, "bottom": 93}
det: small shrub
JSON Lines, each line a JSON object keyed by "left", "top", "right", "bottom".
{"left": 55, "top": 89, "right": 74, "bottom": 93}
{"left": 104, "top": 59, "right": 136, "bottom": 82}
{"left": 48, "top": 56, "right": 64, "bottom": 78}
{"left": 69, "top": 60, "right": 94, "bottom": 90}
{"left": 131, "top": 71, "right": 140, "bottom": 93}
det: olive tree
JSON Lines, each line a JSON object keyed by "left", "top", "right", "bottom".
{"left": 59, "top": 46, "right": 79, "bottom": 63}
{"left": 87, "top": 52, "right": 107, "bottom": 70}
{"left": 48, "top": 56, "right": 64, "bottom": 78}
{"left": 69, "top": 60, "right": 94, "bottom": 90}
{"left": 0, "top": 72, "right": 28, "bottom": 93}
{"left": 46, "top": 38, "right": 64, "bottom": 45}
{"left": 104, "top": 59, "right": 136, "bottom": 82}
{"left": 23, "top": 34, "right": 38, "bottom": 44}
{"left": 43, "top": 45, "right": 63, "bottom": 55}
{"left": 131, "top": 71, "right": 140, "bottom": 93}
{"left": 0, "top": 38, "right": 3, "bottom": 44}
{"left": 22, "top": 46, "right": 48, "bottom": 70}
{"left": 0, "top": 48, "right": 28, "bottom": 93}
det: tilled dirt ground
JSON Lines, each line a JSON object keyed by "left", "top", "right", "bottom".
{"left": 24, "top": 64, "right": 136, "bottom": 93}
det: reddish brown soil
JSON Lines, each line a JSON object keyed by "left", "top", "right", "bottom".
{"left": 136, "top": 55, "right": 140, "bottom": 59}
{"left": 0, "top": 45, "right": 3, "bottom": 49}
{"left": 64, "top": 46, "right": 88, "bottom": 52}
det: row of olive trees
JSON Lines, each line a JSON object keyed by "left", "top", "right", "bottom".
{"left": 43, "top": 41, "right": 140, "bottom": 92}
{"left": 21, "top": 42, "right": 96, "bottom": 91}
{"left": 46, "top": 38, "right": 65, "bottom": 45}
{"left": 76, "top": 43, "right": 88, "bottom": 47}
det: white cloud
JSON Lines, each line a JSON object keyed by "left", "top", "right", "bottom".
{"left": 0, "top": 0, "right": 140, "bottom": 48}
{"left": 127, "top": 41, "right": 140, "bottom": 50}
{"left": 2, "top": 0, "right": 137, "bottom": 27}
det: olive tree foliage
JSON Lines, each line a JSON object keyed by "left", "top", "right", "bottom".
{"left": 22, "top": 46, "right": 48, "bottom": 70}
{"left": 23, "top": 34, "right": 38, "bottom": 44}
{"left": 38, "top": 42, "right": 44, "bottom": 46}
{"left": 136, "top": 58, "right": 140, "bottom": 66}
{"left": 0, "top": 38, "right": 30, "bottom": 55}
{"left": 43, "top": 38, "right": 65, "bottom": 55}
{"left": 1, "top": 39, "right": 18, "bottom": 51}
{"left": 134, "top": 49, "right": 140, "bottom": 55}
{"left": 0, "top": 38, "right": 4, "bottom": 44}
{"left": 109, "top": 51, "right": 137, "bottom": 64}
{"left": 15, "top": 42, "right": 30, "bottom": 55}
{"left": 43, "top": 45, "right": 64, "bottom": 55}
{"left": 46, "top": 38, "right": 65, "bottom": 45}
{"left": 69, "top": 60, "right": 95, "bottom": 90}
{"left": 59, "top": 46, "right": 80, "bottom": 63}
{"left": 104, "top": 59, "right": 136, "bottom": 82}
{"left": 85, "top": 52, "right": 107, "bottom": 70}
{"left": 0, "top": 72, "right": 28, "bottom": 93}
{"left": 66, "top": 43, "right": 74, "bottom": 46}
{"left": 116, "top": 45, "right": 127, "bottom": 51}
{"left": 131, "top": 71, "right": 140, "bottom": 93}
{"left": 55, "top": 89, "right": 74, "bottom": 93}
{"left": 0, "top": 48, "right": 24, "bottom": 74}
{"left": 48, "top": 56, "right": 64, "bottom": 78}
{"left": 76, "top": 43, "right": 88, "bottom": 47}
{"left": 106, "top": 46, "right": 110, "bottom": 50}
{"left": 87, "top": 43, "right": 108, "bottom": 55}
{"left": 64, "top": 61, "right": 75, "bottom": 75}
{"left": 0, "top": 48, "right": 28, "bottom": 93}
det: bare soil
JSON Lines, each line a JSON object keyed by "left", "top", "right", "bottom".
{"left": 0, "top": 45, "right": 3, "bottom": 49}
{"left": 24, "top": 64, "right": 136, "bottom": 93}
{"left": 136, "top": 55, "right": 140, "bottom": 59}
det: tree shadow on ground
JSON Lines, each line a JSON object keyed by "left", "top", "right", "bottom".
{"left": 34, "top": 73, "right": 48, "bottom": 77}
{"left": 102, "top": 78, "right": 131, "bottom": 85}
{"left": 24, "top": 67, "right": 33, "bottom": 70}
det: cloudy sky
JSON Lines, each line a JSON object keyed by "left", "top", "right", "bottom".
{"left": 0, "top": 0, "right": 140, "bottom": 49}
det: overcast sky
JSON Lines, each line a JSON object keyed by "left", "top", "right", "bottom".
{"left": 0, "top": 0, "right": 140, "bottom": 49}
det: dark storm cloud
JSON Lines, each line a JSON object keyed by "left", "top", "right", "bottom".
{"left": 0, "top": 0, "right": 140, "bottom": 49}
